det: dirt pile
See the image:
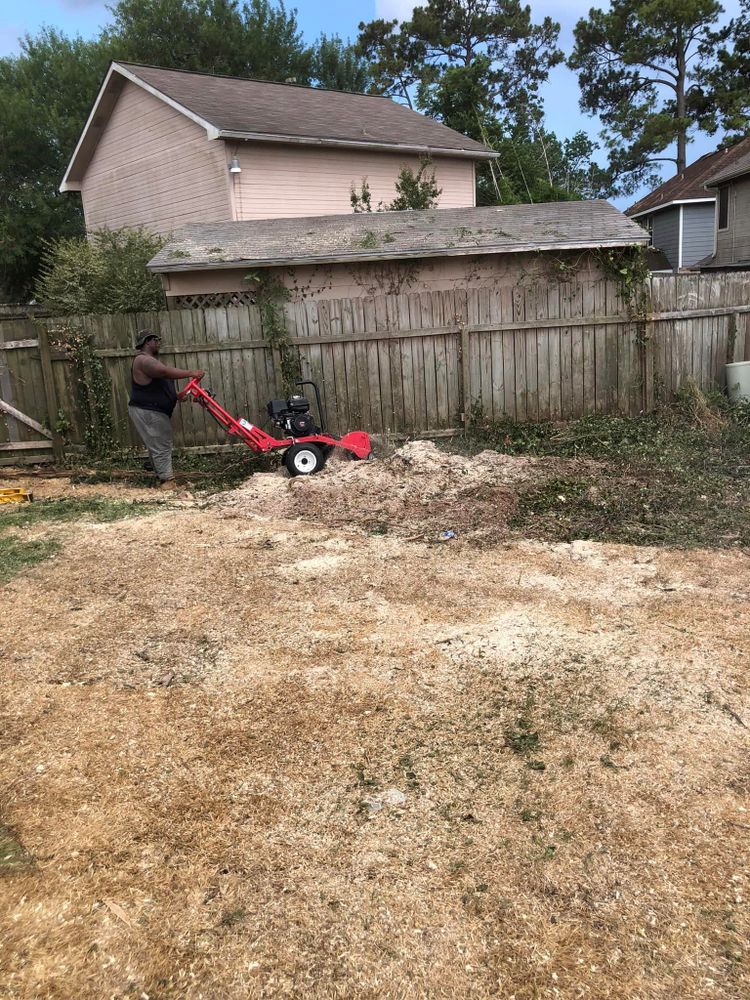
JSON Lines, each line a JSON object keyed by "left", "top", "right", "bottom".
{"left": 215, "top": 440, "right": 552, "bottom": 541}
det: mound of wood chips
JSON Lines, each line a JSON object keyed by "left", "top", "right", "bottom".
{"left": 215, "top": 441, "right": 550, "bottom": 541}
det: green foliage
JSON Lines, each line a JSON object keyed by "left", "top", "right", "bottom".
{"left": 37, "top": 228, "right": 167, "bottom": 315}
{"left": 593, "top": 245, "right": 651, "bottom": 317}
{"left": 359, "top": 0, "right": 563, "bottom": 124}
{"left": 0, "top": 29, "right": 114, "bottom": 300}
{"left": 49, "top": 322, "right": 117, "bottom": 458}
{"left": 478, "top": 122, "right": 613, "bottom": 205}
{"left": 0, "top": 497, "right": 160, "bottom": 528}
{"left": 569, "top": 0, "right": 722, "bottom": 193}
{"left": 310, "top": 35, "right": 373, "bottom": 92}
{"left": 0, "top": 533, "right": 59, "bottom": 584}
{"left": 106, "top": 0, "right": 311, "bottom": 81}
{"left": 463, "top": 392, "right": 750, "bottom": 549}
{"left": 356, "top": 3, "right": 607, "bottom": 206}
{"left": 245, "top": 270, "right": 300, "bottom": 392}
{"left": 351, "top": 157, "right": 442, "bottom": 212}
{"left": 696, "top": 0, "right": 750, "bottom": 136}
{"left": 390, "top": 159, "right": 442, "bottom": 210}
{"left": 355, "top": 18, "right": 426, "bottom": 107}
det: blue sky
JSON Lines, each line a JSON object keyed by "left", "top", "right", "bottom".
{"left": 0, "top": 0, "right": 742, "bottom": 208}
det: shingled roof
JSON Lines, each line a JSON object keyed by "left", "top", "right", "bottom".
{"left": 706, "top": 143, "right": 750, "bottom": 186}
{"left": 626, "top": 137, "right": 750, "bottom": 218}
{"left": 148, "top": 201, "right": 648, "bottom": 273}
{"left": 62, "top": 61, "right": 495, "bottom": 189}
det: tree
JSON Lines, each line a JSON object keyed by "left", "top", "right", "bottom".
{"left": 355, "top": 19, "right": 427, "bottom": 107}
{"left": 36, "top": 228, "right": 167, "bottom": 315}
{"left": 310, "top": 36, "right": 373, "bottom": 92}
{"left": 350, "top": 158, "right": 442, "bottom": 211}
{"left": 106, "top": 0, "right": 312, "bottom": 81}
{"left": 0, "top": 29, "right": 114, "bottom": 300}
{"left": 357, "top": 0, "right": 563, "bottom": 132}
{"left": 569, "top": 0, "right": 722, "bottom": 194}
{"left": 696, "top": 0, "right": 750, "bottom": 135}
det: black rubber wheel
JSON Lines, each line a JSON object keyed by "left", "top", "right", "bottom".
{"left": 284, "top": 442, "right": 325, "bottom": 476}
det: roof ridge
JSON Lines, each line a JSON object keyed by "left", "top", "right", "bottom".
{"left": 116, "top": 61, "right": 394, "bottom": 101}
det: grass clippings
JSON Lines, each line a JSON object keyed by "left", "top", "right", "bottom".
{"left": 0, "top": 533, "right": 59, "bottom": 584}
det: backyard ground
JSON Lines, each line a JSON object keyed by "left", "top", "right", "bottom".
{"left": 1, "top": 407, "right": 749, "bottom": 999}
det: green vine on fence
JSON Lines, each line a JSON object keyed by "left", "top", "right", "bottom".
{"left": 47, "top": 321, "right": 117, "bottom": 458}
{"left": 593, "top": 245, "right": 651, "bottom": 321}
{"left": 245, "top": 270, "right": 301, "bottom": 393}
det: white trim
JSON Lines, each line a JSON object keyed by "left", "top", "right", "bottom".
{"left": 678, "top": 204, "right": 683, "bottom": 269}
{"left": 60, "top": 62, "right": 117, "bottom": 192}
{"left": 629, "top": 197, "right": 715, "bottom": 220}
{"left": 217, "top": 129, "right": 497, "bottom": 159}
{"left": 60, "top": 62, "right": 220, "bottom": 192}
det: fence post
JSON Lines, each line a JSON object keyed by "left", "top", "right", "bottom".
{"left": 460, "top": 322, "right": 470, "bottom": 428}
{"left": 37, "top": 323, "right": 65, "bottom": 463}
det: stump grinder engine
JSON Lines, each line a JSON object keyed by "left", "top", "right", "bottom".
{"left": 177, "top": 375, "right": 371, "bottom": 476}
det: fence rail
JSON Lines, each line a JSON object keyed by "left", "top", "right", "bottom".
{"left": 1, "top": 271, "right": 749, "bottom": 463}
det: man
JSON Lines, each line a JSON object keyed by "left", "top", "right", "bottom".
{"left": 129, "top": 330, "right": 204, "bottom": 489}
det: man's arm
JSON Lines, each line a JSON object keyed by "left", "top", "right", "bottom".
{"left": 138, "top": 356, "right": 204, "bottom": 380}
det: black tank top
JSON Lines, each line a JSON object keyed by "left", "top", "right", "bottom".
{"left": 129, "top": 358, "right": 177, "bottom": 416}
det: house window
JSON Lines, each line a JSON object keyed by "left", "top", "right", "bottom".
{"left": 718, "top": 186, "right": 729, "bottom": 230}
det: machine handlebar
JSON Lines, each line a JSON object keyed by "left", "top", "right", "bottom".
{"left": 177, "top": 373, "right": 204, "bottom": 401}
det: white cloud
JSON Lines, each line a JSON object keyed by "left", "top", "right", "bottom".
{"left": 374, "top": 0, "right": 419, "bottom": 20}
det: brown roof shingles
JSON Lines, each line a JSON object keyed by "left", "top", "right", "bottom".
{"left": 626, "top": 137, "right": 750, "bottom": 217}
{"left": 706, "top": 144, "right": 750, "bottom": 186}
{"left": 120, "top": 63, "right": 493, "bottom": 156}
{"left": 148, "top": 201, "right": 648, "bottom": 272}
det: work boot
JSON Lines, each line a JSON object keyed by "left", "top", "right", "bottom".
{"left": 159, "top": 478, "right": 179, "bottom": 490}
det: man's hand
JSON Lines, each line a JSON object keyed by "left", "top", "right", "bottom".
{"left": 191, "top": 370, "right": 205, "bottom": 379}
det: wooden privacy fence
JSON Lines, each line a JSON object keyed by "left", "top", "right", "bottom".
{"left": 1, "top": 271, "right": 749, "bottom": 462}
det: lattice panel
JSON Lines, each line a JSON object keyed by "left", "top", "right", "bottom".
{"left": 170, "top": 291, "right": 257, "bottom": 310}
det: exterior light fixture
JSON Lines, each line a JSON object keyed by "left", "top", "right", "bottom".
{"left": 229, "top": 157, "right": 242, "bottom": 174}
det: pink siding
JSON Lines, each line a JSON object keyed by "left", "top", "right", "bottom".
{"left": 229, "top": 144, "right": 476, "bottom": 219}
{"left": 162, "top": 252, "right": 590, "bottom": 302}
{"left": 81, "top": 81, "right": 231, "bottom": 233}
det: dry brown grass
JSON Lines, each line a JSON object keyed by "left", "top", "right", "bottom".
{"left": 0, "top": 471, "right": 749, "bottom": 999}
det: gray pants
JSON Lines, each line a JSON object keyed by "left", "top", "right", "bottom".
{"left": 129, "top": 406, "right": 174, "bottom": 481}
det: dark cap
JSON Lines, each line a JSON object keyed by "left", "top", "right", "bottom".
{"left": 135, "top": 329, "right": 160, "bottom": 349}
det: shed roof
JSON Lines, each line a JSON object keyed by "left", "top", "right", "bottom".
{"left": 626, "top": 137, "right": 750, "bottom": 218}
{"left": 148, "top": 201, "right": 648, "bottom": 273}
{"left": 61, "top": 61, "right": 495, "bottom": 190}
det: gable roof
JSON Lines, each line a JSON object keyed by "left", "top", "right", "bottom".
{"left": 61, "top": 61, "right": 495, "bottom": 191}
{"left": 706, "top": 144, "right": 750, "bottom": 186}
{"left": 626, "top": 137, "right": 750, "bottom": 218}
{"left": 147, "top": 201, "right": 648, "bottom": 273}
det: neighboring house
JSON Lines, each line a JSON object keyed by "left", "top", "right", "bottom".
{"left": 626, "top": 138, "right": 750, "bottom": 270}
{"left": 700, "top": 144, "right": 750, "bottom": 269}
{"left": 60, "top": 62, "right": 495, "bottom": 234}
{"left": 146, "top": 201, "right": 648, "bottom": 308}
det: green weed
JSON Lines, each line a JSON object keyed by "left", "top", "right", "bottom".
{"left": 0, "top": 534, "right": 59, "bottom": 584}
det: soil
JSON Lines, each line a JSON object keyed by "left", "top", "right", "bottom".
{"left": 214, "top": 441, "right": 592, "bottom": 542}
{"left": 1, "top": 452, "right": 749, "bottom": 999}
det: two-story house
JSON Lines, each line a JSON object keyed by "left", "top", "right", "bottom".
{"left": 61, "top": 62, "right": 496, "bottom": 233}
{"left": 626, "top": 138, "right": 750, "bottom": 270}
{"left": 700, "top": 143, "right": 750, "bottom": 269}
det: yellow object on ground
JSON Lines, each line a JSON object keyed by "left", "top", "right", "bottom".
{"left": 0, "top": 487, "right": 32, "bottom": 504}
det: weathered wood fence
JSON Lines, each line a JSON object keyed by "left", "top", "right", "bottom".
{"left": 2, "top": 272, "right": 749, "bottom": 463}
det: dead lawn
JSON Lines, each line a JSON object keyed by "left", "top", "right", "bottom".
{"left": 1, "top": 458, "right": 749, "bottom": 999}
